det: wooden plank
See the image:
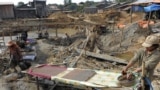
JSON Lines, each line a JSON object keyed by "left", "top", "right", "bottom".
{"left": 83, "top": 19, "right": 98, "bottom": 25}
{"left": 76, "top": 49, "right": 128, "bottom": 65}
{"left": 0, "top": 22, "right": 97, "bottom": 28}
{"left": 67, "top": 15, "right": 79, "bottom": 20}
{"left": 69, "top": 39, "right": 89, "bottom": 68}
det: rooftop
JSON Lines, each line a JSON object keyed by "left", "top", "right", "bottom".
{"left": 0, "top": 2, "right": 14, "bottom": 5}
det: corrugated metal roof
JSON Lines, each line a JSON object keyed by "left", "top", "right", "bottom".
{"left": 0, "top": 2, "right": 14, "bottom": 5}
{"left": 152, "top": 0, "right": 160, "bottom": 3}
{"left": 85, "top": 6, "right": 97, "bottom": 9}
{"left": 33, "top": 0, "right": 46, "bottom": 1}
{"left": 15, "top": 8, "right": 36, "bottom": 10}
{"left": 105, "top": 3, "right": 119, "bottom": 9}
{"left": 131, "top": 0, "right": 160, "bottom": 5}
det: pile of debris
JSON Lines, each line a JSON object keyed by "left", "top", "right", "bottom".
{"left": 48, "top": 12, "right": 72, "bottom": 23}
{"left": 46, "top": 18, "right": 157, "bottom": 68}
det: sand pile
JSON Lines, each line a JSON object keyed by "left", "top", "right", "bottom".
{"left": 99, "top": 22, "right": 152, "bottom": 54}
{"left": 83, "top": 10, "right": 143, "bottom": 26}
{"left": 85, "top": 14, "right": 105, "bottom": 24}
{"left": 46, "top": 46, "right": 124, "bottom": 71}
{"left": 48, "top": 12, "right": 72, "bottom": 23}
{"left": 118, "top": 12, "right": 144, "bottom": 24}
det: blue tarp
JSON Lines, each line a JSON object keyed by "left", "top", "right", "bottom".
{"left": 144, "top": 4, "right": 160, "bottom": 12}
{"left": 132, "top": 6, "right": 144, "bottom": 12}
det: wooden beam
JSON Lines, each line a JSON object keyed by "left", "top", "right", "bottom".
{"left": 0, "top": 22, "right": 99, "bottom": 28}
{"left": 67, "top": 14, "right": 79, "bottom": 20}
{"left": 130, "top": 6, "right": 133, "bottom": 23}
{"left": 83, "top": 19, "right": 98, "bottom": 25}
{"left": 76, "top": 49, "right": 128, "bottom": 65}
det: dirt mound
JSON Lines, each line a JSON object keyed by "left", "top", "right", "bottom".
{"left": 85, "top": 14, "right": 105, "bottom": 24}
{"left": 83, "top": 10, "right": 144, "bottom": 26}
{"left": 119, "top": 12, "right": 144, "bottom": 24}
{"left": 46, "top": 46, "right": 124, "bottom": 71}
{"left": 100, "top": 22, "right": 152, "bottom": 54}
{"left": 48, "top": 12, "right": 72, "bottom": 22}
{"left": 47, "top": 10, "right": 144, "bottom": 29}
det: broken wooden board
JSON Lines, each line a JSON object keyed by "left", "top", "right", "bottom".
{"left": 76, "top": 49, "right": 128, "bottom": 65}
{"left": 67, "top": 15, "right": 79, "bottom": 20}
{"left": 83, "top": 19, "right": 98, "bottom": 25}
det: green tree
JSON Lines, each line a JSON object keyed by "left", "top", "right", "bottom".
{"left": 67, "top": 3, "right": 78, "bottom": 11}
{"left": 58, "top": 4, "right": 64, "bottom": 10}
{"left": 17, "top": 1, "right": 25, "bottom": 6}
{"left": 115, "top": 0, "right": 128, "bottom": 3}
{"left": 64, "top": 0, "right": 72, "bottom": 6}
{"left": 84, "top": 1, "right": 95, "bottom": 7}
{"left": 77, "top": 1, "right": 96, "bottom": 12}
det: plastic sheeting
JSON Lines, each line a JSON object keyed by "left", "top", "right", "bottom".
{"left": 28, "top": 64, "right": 67, "bottom": 79}
{"left": 28, "top": 65, "right": 122, "bottom": 88}
{"left": 132, "top": 6, "right": 144, "bottom": 12}
{"left": 131, "top": 0, "right": 160, "bottom": 5}
{"left": 144, "top": 4, "right": 160, "bottom": 12}
{"left": 52, "top": 68, "right": 121, "bottom": 88}
{"left": 131, "top": 0, "right": 149, "bottom": 5}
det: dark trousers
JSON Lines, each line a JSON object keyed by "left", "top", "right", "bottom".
{"left": 137, "top": 85, "right": 150, "bottom": 90}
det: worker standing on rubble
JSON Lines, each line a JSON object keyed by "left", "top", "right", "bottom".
{"left": 21, "top": 31, "right": 28, "bottom": 41}
{"left": 6, "top": 41, "right": 22, "bottom": 72}
{"left": 44, "top": 30, "right": 49, "bottom": 39}
{"left": 38, "top": 30, "right": 43, "bottom": 39}
{"left": 122, "top": 35, "right": 160, "bottom": 90}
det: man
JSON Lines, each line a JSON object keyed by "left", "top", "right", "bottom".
{"left": 44, "top": 30, "right": 49, "bottom": 39}
{"left": 122, "top": 35, "right": 160, "bottom": 90}
{"left": 38, "top": 30, "right": 43, "bottom": 39}
{"left": 6, "top": 41, "right": 22, "bottom": 72}
{"left": 21, "top": 31, "right": 28, "bottom": 42}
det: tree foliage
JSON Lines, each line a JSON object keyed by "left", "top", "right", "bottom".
{"left": 84, "top": 1, "right": 96, "bottom": 7}
{"left": 61, "top": 0, "right": 97, "bottom": 12}
{"left": 17, "top": 1, "right": 25, "bottom": 6}
{"left": 64, "top": 0, "right": 72, "bottom": 5}
{"left": 115, "top": 0, "right": 128, "bottom": 3}
{"left": 58, "top": 4, "right": 64, "bottom": 10}
{"left": 77, "top": 1, "right": 97, "bottom": 12}
{"left": 67, "top": 3, "right": 78, "bottom": 11}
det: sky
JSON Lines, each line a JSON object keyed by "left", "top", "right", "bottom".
{"left": 0, "top": 0, "right": 103, "bottom": 5}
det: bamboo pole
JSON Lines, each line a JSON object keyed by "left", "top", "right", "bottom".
{"left": 2, "top": 31, "right": 5, "bottom": 46}
{"left": 55, "top": 27, "right": 58, "bottom": 37}
{"left": 130, "top": 6, "right": 133, "bottom": 23}
{"left": 146, "top": 10, "right": 152, "bottom": 34}
{"left": 112, "top": 19, "right": 116, "bottom": 44}
{"left": 141, "top": 61, "right": 145, "bottom": 90}
{"left": 111, "top": 18, "right": 115, "bottom": 38}
{"left": 147, "top": 11, "right": 152, "bottom": 26}
{"left": 70, "top": 26, "right": 90, "bottom": 67}
{"left": 120, "top": 28, "right": 124, "bottom": 47}
{"left": 10, "top": 32, "right": 12, "bottom": 40}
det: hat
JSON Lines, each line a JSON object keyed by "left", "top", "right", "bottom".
{"left": 142, "top": 35, "right": 159, "bottom": 47}
{"left": 6, "top": 41, "right": 15, "bottom": 47}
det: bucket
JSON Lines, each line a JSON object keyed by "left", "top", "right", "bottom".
{"left": 117, "top": 74, "right": 136, "bottom": 87}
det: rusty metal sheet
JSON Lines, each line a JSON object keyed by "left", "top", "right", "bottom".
{"left": 29, "top": 65, "right": 67, "bottom": 79}
{"left": 62, "top": 69, "right": 96, "bottom": 81}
